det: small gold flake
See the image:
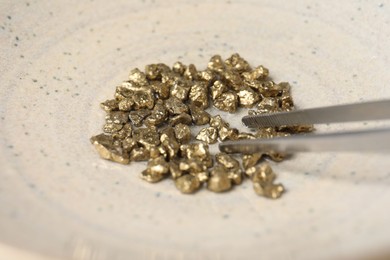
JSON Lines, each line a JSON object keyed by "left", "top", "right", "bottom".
{"left": 115, "top": 84, "right": 133, "bottom": 101}
{"left": 253, "top": 183, "right": 284, "bottom": 199}
{"left": 128, "top": 68, "right": 148, "bottom": 86}
{"left": 192, "top": 171, "right": 209, "bottom": 183}
{"left": 174, "top": 123, "right": 191, "bottom": 144}
{"left": 209, "top": 115, "right": 238, "bottom": 141}
{"left": 179, "top": 158, "right": 209, "bottom": 182}
{"left": 216, "top": 153, "right": 242, "bottom": 185}
{"left": 157, "top": 145, "right": 169, "bottom": 160}
{"left": 237, "top": 132, "right": 256, "bottom": 140}
{"left": 100, "top": 99, "right": 119, "bottom": 111}
{"left": 122, "top": 137, "right": 138, "bottom": 153}
{"left": 103, "top": 123, "right": 123, "bottom": 134}
{"left": 172, "top": 61, "right": 186, "bottom": 75}
{"left": 165, "top": 96, "right": 189, "bottom": 115}
{"left": 90, "top": 134, "right": 130, "bottom": 164}
{"left": 210, "top": 80, "right": 228, "bottom": 100}
{"left": 133, "top": 87, "right": 155, "bottom": 110}
{"left": 170, "top": 79, "right": 191, "bottom": 101}
{"left": 189, "top": 104, "right": 210, "bottom": 125}
{"left": 130, "top": 147, "right": 150, "bottom": 161}
{"left": 265, "top": 151, "right": 286, "bottom": 162}
{"left": 160, "top": 126, "right": 176, "bottom": 142}
{"left": 144, "top": 100, "right": 167, "bottom": 127}
{"left": 207, "top": 55, "right": 225, "bottom": 72}
{"left": 220, "top": 69, "right": 242, "bottom": 91}
{"left": 280, "top": 94, "right": 294, "bottom": 111}
{"left": 196, "top": 127, "right": 218, "bottom": 144}
{"left": 144, "top": 64, "right": 160, "bottom": 80}
{"left": 118, "top": 98, "right": 134, "bottom": 112}
{"left": 175, "top": 174, "right": 201, "bottom": 194}
{"left": 215, "top": 153, "right": 239, "bottom": 169}
{"left": 209, "top": 115, "right": 229, "bottom": 129}
{"left": 198, "top": 69, "right": 215, "bottom": 82}
{"left": 145, "top": 63, "right": 171, "bottom": 81}
{"left": 227, "top": 168, "right": 243, "bottom": 185}
{"left": 105, "top": 111, "right": 129, "bottom": 124}
{"left": 161, "top": 71, "right": 180, "bottom": 86}
{"left": 189, "top": 82, "right": 209, "bottom": 109}
{"left": 169, "top": 112, "right": 193, "bottom": 126}
{"left": 133, "top": 127, "right": 160, "bottom": 147}
{"left": 112, "top": 123, "right": 132, "bottom": 140}
{"left": 184, "top": 64, "right": 198, "bottom": 81}
{"left": 213, "top": 91, "right": 238, "bottom": 113}
{"left": 207, "top": 165, "right": 232, "bottom": 192}
{"left": 180, "top": 142, "right": 212, "bottom": 166}
{"left": 250, "top": 65, "right": 269, "bottom": 80}
{"left": 278, "top": 82, "right": 291, "bottom": 94}
{"left": 247, "top": 110, "right": 258, "bottom": 116}
{"left": 242, "top": 153, "right": 263, "bottom": 170}
{"left": 255, "top": 127, "right": 278, "bottom": 139}
{"left": 140, "top": 168, "right": 164, "bottom": 183}
{"left": 218, "top": 126, "right": 239, "bottom": 141}
{"left": 161, "top": 138, "right": 179, "bottom": 160}
{"left": 256, "top": 97, "right": 280, "bottom": 114}
{"left": 276, "top": 124, "right": 314, "bottom": 134}
{"left": 250, "top": 164, "right": 284, "bottom": 199}
{"left": 119, "top": 80, "right": 138, "bottom": 92}
{"left": 151, "top": 81, "right": 170, "bottom": 99}
{"left": 224, "top": 53, "right": 251, "bottom": 73}
{"left": 144, "top": 156, "right": 169, "bottom": 178}
{"left": 251, "top": 164, "right": 276, "bottom": 184}
{"left": 129, "top": 109, "right": 151, "bottom": 127}
{"left": 179, "top": 158, "right": 207, "bottom": 173}
{"left": 258, "top": 81, "right": 283, "bottom": 98}
{"left": 148, "top": 145, "right": 161, "bottom": 159}
{"left": 169, "top": 160, "right": 182, "bottom": 179}
{"left": 237, "top": 87, "right": 260, "bottom": 108}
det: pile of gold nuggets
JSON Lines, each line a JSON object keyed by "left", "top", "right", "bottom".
{"left": 90, "top": 54, "right": 313, "bottom": 199}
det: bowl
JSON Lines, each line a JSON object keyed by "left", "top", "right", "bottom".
{"left": 1, "top": 1, "right": 390, "bottom": 259}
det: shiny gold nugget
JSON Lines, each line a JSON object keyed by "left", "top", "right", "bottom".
{"left": 90, "top": 134, "right": 129, "bottom": 164}
{"left": 250, "top": 164, "right": 285, "bottom": 199}
{"left": 207, "top": 165, "right": 232, "bottom": 192}
{"left": 196, "top": 127, "right": 218, "bottom": 144}
{"left": 174, "top": 123, "right": 191, "bottom": 144}
{"left": 175, "top": 174, "right": 201, "bottom": 194}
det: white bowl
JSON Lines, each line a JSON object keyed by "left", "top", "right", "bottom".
{"left": 1, "top": 1, "right": 390, "bottom": 259}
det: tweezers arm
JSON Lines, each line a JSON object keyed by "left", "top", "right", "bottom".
{"left": 242, "top": 99, "right": 390, "bottom": 128}
{"left": 219, "top": 128, "right": 390, "bottom": 154}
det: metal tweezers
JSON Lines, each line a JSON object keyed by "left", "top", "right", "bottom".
{"left": 219, "top": 99, "right": 390, "bottom": 154}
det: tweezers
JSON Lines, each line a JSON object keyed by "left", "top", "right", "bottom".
{"left": 219, "top": 99, "right": 390, "bottom": 154}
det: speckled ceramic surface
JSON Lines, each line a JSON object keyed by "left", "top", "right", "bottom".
{"left": 1, "top": 1, "right": 390, "bottom": 259}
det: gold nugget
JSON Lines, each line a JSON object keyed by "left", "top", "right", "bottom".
{"left": 165, "top": 96, "right": 189, "bottom": 115}
{"left": 196, "top": 127, "right": 218, "bottom": 144}
{"left": 250, "top": 164, "right": 284, "bottom": 199}
{"left": 213, "top": 91, "right": 238, "bottom": 113}
{"left": 207, "top": 165, "right": 232, "bottom": 192}
{"left": 189, "top": 104, "right": 210, "bottom": 125}
{"left": 189, "top": 82, "right": 209, "bottom": 109}
{"left": 215, "top": 153, "right": 242, "bottom": 185}
{"left": 90, "top": 134, "right": 130, "bottom": 164}
{"left": 170, "top": 79, "right": 190, "bottom": 101}
{"left": 101, "top": 99, "right": 119, "bottom": 111}
{"left": 175, "top": 174, "right": 201, "bottom": 194}
{"left": 225, "top": 53, "right": 251, "bottom": 73}
{"left": 174, "top": 123, "right": 191, "bottom": 144}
